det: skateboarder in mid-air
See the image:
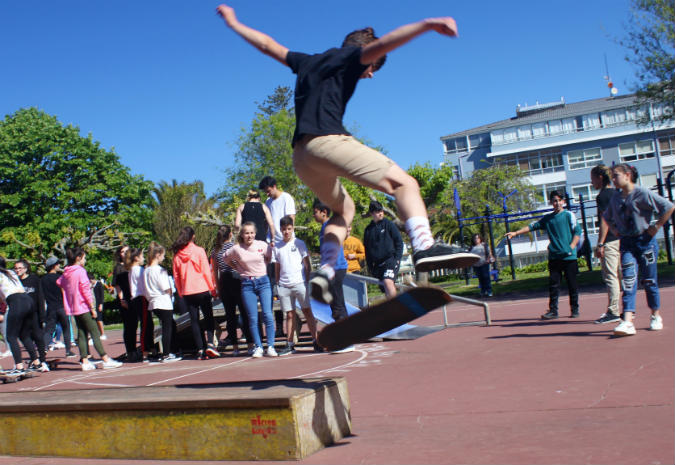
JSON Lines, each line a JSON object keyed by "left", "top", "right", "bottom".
{"left": 216, "top": 5, "right": 479, "bottom": 308}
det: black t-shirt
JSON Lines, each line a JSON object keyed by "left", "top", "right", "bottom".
{"left": 42, "top": 273, "right": 64, "bottom": 310}
{"left": 241, "top": 202, "right": 268, "bottom": 241}
{"left": 596, "top": 187, "right": 619, "bottom": 243}
{"left": 287, "top": 46, "right": 368, "bottom": 146}
{"left": 112, "top": 264, "right": 131, "bottom": 303}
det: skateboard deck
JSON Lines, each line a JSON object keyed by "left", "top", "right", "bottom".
{"left": 0, "top": 370, "right": 38, "bottom": 383}
{"left": 414, "top": 252, "right": 480, "bottom": 273}
{"left": 317, "top": 286, "right": 452, "bottom": 352}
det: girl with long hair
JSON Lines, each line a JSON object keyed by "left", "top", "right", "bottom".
{"left": 211, "top": 225, "right": 253, "bottom": 355}
{"left": 469, "top": 233, "right": 494, "bottom": 297}
{"left": 0, "top": 256, "right": 45, "bottom": 373}
{"left": 143, "top": 242, "right": 180, "bottom": 362}
{"left": 223, "top": 222, "right": 276, "bottom": 358}
{"left": 172, "top": 226, "right": 220, "bottom": 359}
{"left": 126, "top": 248, "right": 153, "bottom": 360}
{"left": 57, "top": 248, "right": 122, "bottom": 370}
{"left": 599, "top": 163, "right": 675, "bottom": 336}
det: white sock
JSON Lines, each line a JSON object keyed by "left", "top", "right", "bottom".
{"left": 405, "top": 216, "right": 435, "bottom": 251}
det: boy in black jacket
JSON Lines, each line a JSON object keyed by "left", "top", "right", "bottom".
{"left": 364, "top": 201, "right": 403, "bottom": 297}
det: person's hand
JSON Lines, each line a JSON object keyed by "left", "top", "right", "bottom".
{"left": 504, "top": 232, "right": 516, "bottom": 240}
{"left": 91, "top": 308, "right": 97, "bottom": 319}
{"left": 424, "top": 17, "right": 458, "bottom": 37}
{"left": 595, "top": 246, "right": 605, "bottom": 259}
{"left": 646, "top": 224, "right": 659, "bottom": 237}
{"left": 216, "top": 4, "right": 237, "bottom": 27}
{"left": 347, "top": 253, "right": 356, "bottom": 260}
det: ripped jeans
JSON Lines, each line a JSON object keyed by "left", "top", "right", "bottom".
{"left": 620, "top": 233, "right": 660, "bottom": 313}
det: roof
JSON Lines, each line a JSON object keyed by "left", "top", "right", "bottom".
{"left": 441, "top": 94, "right": 639, "bottom": 140}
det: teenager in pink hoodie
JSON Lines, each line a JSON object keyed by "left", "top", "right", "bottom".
{"left": 172, "top": 227, "right": 219, "bottom": 359}
{"left": 57, "top": 247, "right": 122, "bottom": 371}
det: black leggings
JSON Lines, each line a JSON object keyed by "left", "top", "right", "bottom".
{"left": 44, "top": 305, "right": 72, "bottom": 349}
{"left": 153, "top": 308, "right": 177, "bottom": 356}
{"left": 5, "top": 293, "right": 38, "bottom": 364}
{"left": 218, "top": 271, "right": 252, "bottom": 344}
{"left": 121, "top": 298, "right": 139, "bottom": 355}
{"left": 330, "top": 269, "right": 348, "bottom": 322}
{"left": 20, "top": 305, "right": 46, "bottom": 363}
{"left": 183, "top": 292, "right": 215, "bottom": 352}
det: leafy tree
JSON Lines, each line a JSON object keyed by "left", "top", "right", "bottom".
{"left": 152, "top": 180, "right": 219, "bottom": 258}
{"left": 621, "top": 0, "right": 675, "bottom": 122}
{"left": 0, "top": 108, "right": 154, "bottom": 277}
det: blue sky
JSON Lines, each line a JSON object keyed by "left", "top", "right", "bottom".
{"left": 1, "top": 1, "right": 637, "bottom": 197}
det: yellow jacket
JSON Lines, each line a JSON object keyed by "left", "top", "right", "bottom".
{"left": 343, "top": 236, "right": 365, "bottom": 273}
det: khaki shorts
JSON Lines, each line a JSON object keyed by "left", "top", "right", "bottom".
{"left": 293, "top": 134, "right": 394, "bottom": 212}
{"left": 278, "top": 282, "right": 310, "bottom": 312}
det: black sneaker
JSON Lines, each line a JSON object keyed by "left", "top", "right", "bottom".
{"left": 541, "top": 311, "right": 559, "bottom": 320}
{"left": 277, "top": 343, "right": 295, "bottom": 356}
{"left": 570, "top": 311, "right": 580, "bottom": 318}
{"left": 594, "top": 313, "right": 621, "bottom": 324}
{"left": 413, "top": 243, "right": 480, "bottom": 272}
{"left": 66, "top": 351, "right": 77, "bottom": 358}
{"left": 309, "top": 269, "right": 333, "bottom": 304}
{"left": 313, "top": 340, "right": 325, "bottom": 353}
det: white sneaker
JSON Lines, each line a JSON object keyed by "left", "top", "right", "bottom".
{"left": 101, "top": 359, "right": 123, "bottom": 369}
{"left": 649, "top": 315, "right": 663, "bottom": 331}
{"left": 331, "top": 345, "right": 355, "bottom": 354}
{"left": 613, "top": 320, "right": 636, "bottom": 336}
{"left": 54, "top": 342, "right": 66, "bottom": 349}
{"left": 251, "top": 346, "right": 264, "bottom": 358}
{"left": 265, "top": 346, "right": 278, "bottom": 357}
{"left": 81, "top": 362, "right": 96, "bottom": 371}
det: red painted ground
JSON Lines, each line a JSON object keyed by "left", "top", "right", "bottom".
{"left": 1, "top": 285, "right": 673, "bottom": 465}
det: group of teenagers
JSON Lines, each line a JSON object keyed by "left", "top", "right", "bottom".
{"left": 506, "top": 163, "right": 674, "bottom": 336}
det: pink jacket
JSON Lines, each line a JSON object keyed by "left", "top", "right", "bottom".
{"left": 172, "top": 242, "right": 215, "bottom": 297}
{"left": 56, "top": 265, "right": 93, "bottom": 316}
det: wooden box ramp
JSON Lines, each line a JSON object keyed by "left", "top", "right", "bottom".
{"left": 0, "top": 378, "right": 351, "bottom": 461}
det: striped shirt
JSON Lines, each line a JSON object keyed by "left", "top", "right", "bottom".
{"left": 212, "top": 242, "right": 235, "bottom": 273}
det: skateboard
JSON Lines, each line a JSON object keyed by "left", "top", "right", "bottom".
{"left": 0, "top": 370, "right": 38, "bottom": 384}
{"left": 317, "top": 286, "right": 452, "bottom": 351}
{"left": 48, "top": 358, "right": 101, "bottom": 370}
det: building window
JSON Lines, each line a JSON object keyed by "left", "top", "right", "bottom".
{"left": 583, "top": 215, "right": 600, "bottom": 235}
{"left": 571, "top": 183, "right": 599, "bottom": 203}
{"left": 658, "top": 133, "right": 675, "bottom": 156}
{"left": 619, "top": 140, "right": 655, "bottom": 162}
{"left": 602, "top": 109, "right": 627, "bottom": 127}
{"left": 567, "top": 147, "right": 602, "bottom": 170}
{"left": 639, "top": 174, "right": 658, "bottom": 189}
{"left": 469, "top": 133, "right": 489, "bottom": 149}
{"left": 496, "top": 150, "right": 564, "bottom": 176}
{"left": 444, "top": 136, "right": 468, "bottom": 154}
{"left": 534, "top": 182, "right": 567, "bottom": 205}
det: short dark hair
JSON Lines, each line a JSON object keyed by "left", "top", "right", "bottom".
{"left": 258, "top": 176, "right": 277, "bottom": 190}
{"left": 549, "top": 190, "right": 564, "bottom": 202}
{"left": 368, "top": 200, "right": 384, "bottom": 213}
{"left": 342, "top": 27, "right": 387, "bottom": 71}
{"left": 279, "top": 215, "right": 294, "bottom": 229}
{"left": 313, "top": 198, "right": 331, "bottom": 216}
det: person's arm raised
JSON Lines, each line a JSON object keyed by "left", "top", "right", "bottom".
{"left": 216, "top": 4, "right": 289, "bottom": 66}
{"left": 360, "top": 17, "right": 457, "bottom": 67}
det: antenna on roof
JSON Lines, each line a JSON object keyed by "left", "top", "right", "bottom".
{"left": 603, "top": 53, "right": 618, "bottom": 97}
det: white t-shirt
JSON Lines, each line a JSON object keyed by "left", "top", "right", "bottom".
{"left": 143, "top": 265, "right": 173, "bottom": 311}
{"left": 273, "top": 238, "right": 308, "bottom": 287}
{"left": 0, "top": 270, "right": 24, "bottom": 301}
{"left": 128, "top": 265, "right": 146, "bottom": 300}
{"left": 266, "top": 192, "right": 296, "bottom": 242}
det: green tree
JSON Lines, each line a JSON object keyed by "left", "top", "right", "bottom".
{"left": 152, "top": 180, "right": 219, "bottom": 258}
{"left": 0, "top": 108, "right": 154, "bottom": 277}
{"left": 621, "top": 0, "right": 675, "bottom": 122}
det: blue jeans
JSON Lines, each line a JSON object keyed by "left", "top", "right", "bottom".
{"left": 620, "top": 233, "right": 660, "bottom": 313}
{"left": 240, "top": 276, "right": 275, "bottom": 348}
